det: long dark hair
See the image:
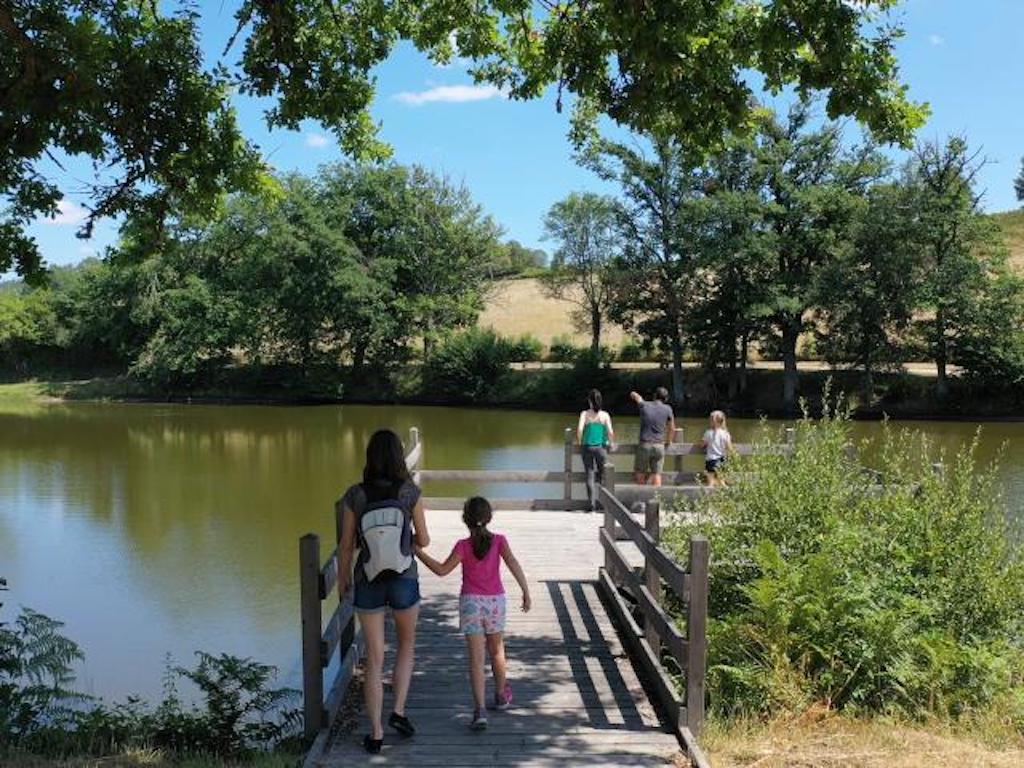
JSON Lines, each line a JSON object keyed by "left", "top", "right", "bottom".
{"left": 363, "top": 429, "right": 410, "bottom": 486}
{"left": 587, "top": 388, "right": 603, "bottom": 412}
{"left": 462, "top": 496, "right": 494, "bottom": 559}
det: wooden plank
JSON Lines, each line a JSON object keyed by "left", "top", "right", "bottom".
{"left": 686, "top": 535, "right": 709, "bottom": 738}
{"left": 682, "top": 726, "right": 713, "bottom": 768}
{"left": 644, "top": 501, "right": 662, "bottom": 661}
{"left": 299, "top": 534, "right": 324, "bottom": 738}
{"left": 600, "top": 486, "right": 691, "bottom": 601}
{"left": 318, "top": 551, "right": 337, "bottom": 600}
{"left": 404, "top": 441, "right": 423, "bottom": 471}
{"left": 591, "top": 440, "right": 786, "bottom": 456}
{"left": 564, "top": 427, "right": 574, "bottom": 502}
{"left": 319, "top": 600, "right": 354, "bottom": 668}
{"left": 599, "top": 528, "right": 688, "bottom": 667}
{"left": 322, "top": 626, "right": 363, "bottom": 733}
{"left": 422, "top": 497, "right": 591, "bottom": 511}
{"left": 598, "top": 568, "right": 684, "bottom": 729}
{"left": 419, "top": 469, "right": 567, "bottom": 482}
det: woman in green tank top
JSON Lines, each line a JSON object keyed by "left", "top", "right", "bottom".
{"left": 576, "top": 389, "right": 615, "bottom": 512}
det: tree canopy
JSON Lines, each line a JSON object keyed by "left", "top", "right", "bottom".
{"left": 3, "top": 0, "right": 925, "bottom": 281}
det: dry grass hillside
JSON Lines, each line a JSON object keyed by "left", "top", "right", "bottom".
{"left": 992, "top": 209, "right": 1024, "bottom": 272}
{"left": 481, "top": 212, "right": 1024, "bottom": 351}
{"left": 479, "top": 278, "right": 630, "bottom": 348}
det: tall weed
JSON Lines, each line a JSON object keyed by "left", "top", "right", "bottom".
{"left": 665, "top": 398, "right": 1024, "bottom": 727}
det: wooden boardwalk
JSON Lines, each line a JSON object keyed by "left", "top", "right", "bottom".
{"left": 310, "top": 509, "right": 681, "bottom": 767}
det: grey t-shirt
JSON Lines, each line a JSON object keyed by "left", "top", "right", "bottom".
{"left": 339, "top": 479, "right": 421, "bottom": 582}
{"left": 638, "top": 400, "right": 674, "bottom": 443}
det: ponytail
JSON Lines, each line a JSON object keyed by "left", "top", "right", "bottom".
{"left": 463, "top": 496, "right": 494, "bottom": 560}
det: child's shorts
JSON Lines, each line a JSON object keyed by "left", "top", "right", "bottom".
{"left": 459, "top": 594, "right": 507, "bottom": 636}
{"left": 705, "top": 457, "right": 726, "bottom": 473}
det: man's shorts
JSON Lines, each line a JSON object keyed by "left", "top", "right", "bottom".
{"left": 634, "top": 442, "right": 666, "bottom": 475}
{"left": 460, "top": 594, "right": 507, "bottom": 636}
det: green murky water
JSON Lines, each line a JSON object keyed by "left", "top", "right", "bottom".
{"left": 1, "top": 401, "right": 1021, "bottom": 700}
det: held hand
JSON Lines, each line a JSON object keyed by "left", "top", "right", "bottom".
{"left": 521, "top": 593, "right": 532, "bottom": 613}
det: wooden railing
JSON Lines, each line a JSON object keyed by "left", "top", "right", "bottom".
{"left": 418, "top": 427, "right": 795, "bottom": 511}
{"left": 298, "top": 427, "right": 422, "bottom": 740}
{"left": 596, "top": 472, "right": 713, "bottom": 768}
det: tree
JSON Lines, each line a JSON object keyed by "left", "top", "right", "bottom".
{"left": 1016, "top": 157, "right": 1024, "bottom": 203}
{"left": 4, "top": 1, "right": 925, "bottom": 281}
{"left": 489, "top": 241, "right": 547, "bottom": 277}
{"left": 815, "top": 183, "right": 920, "bottom": 398}
{"left": 583, "top": 135, "right": 706, "bottom": 403}
{"left": 540, "top": 193, "right": 620, "bottom": 355}
{"left": 1, "top": 1, "right": 264, "bottom": 282}
{"left": 906, "top": 138, "right": 1003, "bottom": 399}
{"left": 756, "top": 105, "right": 887, "bottom": 412}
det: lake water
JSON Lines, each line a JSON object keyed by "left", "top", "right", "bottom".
{"left": 1, "top": 402, "right": 1021, "bottom": 703}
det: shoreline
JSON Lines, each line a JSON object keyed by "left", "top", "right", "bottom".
{"left": 3, "top": 373, "right": 1023, "bottom": 423}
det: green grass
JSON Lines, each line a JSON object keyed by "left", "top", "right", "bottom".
{"left": 0, "top": 749, "right": 302, "bottom": 767}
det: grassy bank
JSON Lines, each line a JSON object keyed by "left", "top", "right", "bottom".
{"left": 0, "top": 749, "right": 300, "bottom": 768}
{"left": 2, "top": 362, "right": 1021, "bottom": 419}
{"left": 703, "top": 711, "right": 1024, "bottom": 768}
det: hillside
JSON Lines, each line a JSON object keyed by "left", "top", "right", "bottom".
{"left": 992, "top": 208, "right": 1024, "bottom": 271}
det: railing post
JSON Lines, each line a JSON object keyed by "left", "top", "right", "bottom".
{"left": 673, "top": 428, "right": 684, "bottom": 483}
{"left": 600, "top": 461, "right": 616, "bottom": 570}
{"left": 564, "top": 427, "right": 574, "bottom": 505}
{"left": 300, "top": 533, "right": 324, "bottom": 738}
{"left": 785, "top": 427, "right": 796, "bottom": 452}
{"left": 643, "top": 501, "right": 662, "bottom": 659}
{"left": 686, "top": 535, "right": 709, "bottom": 738}
{"left": 931, "top": 461, "right": 945, "bottom": 478}
{"left": 409, "top": 426, "right": 420, "bottom": 456}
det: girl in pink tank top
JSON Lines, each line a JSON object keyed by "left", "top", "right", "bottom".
{"left": 416, "top": 497, "right": 532, "bottom": 730}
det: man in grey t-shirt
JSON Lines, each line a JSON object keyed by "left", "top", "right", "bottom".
{"left": 630, "top": 387, "right": 676, "bottom": 486}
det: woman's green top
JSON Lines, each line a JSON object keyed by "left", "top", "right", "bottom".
{"left": 581, "top": 420, "right": 609, "bottom": 447}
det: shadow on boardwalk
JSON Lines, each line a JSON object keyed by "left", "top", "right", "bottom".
{"left": 315, "top": 579, "right": 678, "bottom": 767}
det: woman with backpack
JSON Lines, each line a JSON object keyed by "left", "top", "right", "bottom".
{"left": 336, "top": 429, "right": 430, "bottom": 754}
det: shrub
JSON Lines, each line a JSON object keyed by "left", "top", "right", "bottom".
{"left": 423, "top": 328, "right": 515, "bottom": 402}
{"left": 618, "top": 338, "right": 646, "bottom": 362}
{"left": 664, "top": 397, "right": 1024, "bottom": 725}
{"left": 507, "top": 333, "right": 543, "bottom": 362}
{"left": 547, "top": 334, "right": 579, "bottom": 363}
{"left": 0, "top": 582, "right": 300, "bottom": 760}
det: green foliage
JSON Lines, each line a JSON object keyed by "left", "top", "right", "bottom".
{"left": 665, "top": 404, "right": 1024, "bottom": 724}
{"left": 506, "top": 334, "right": 543, "bottom": 363}
{"left": 1, "top": 1, "right": 265, "bottom": 282}
{"left": 541, "top": 192, "right": 621, "bottom": 354}
{"left": 547, "top": 335, "right": 579, "bottom": 363}
{"left": 489, "top": 241, "right": 547, "bottom": 277}
{"left": 1016, "top": 157, "right": 1024, "bottom": 203}
{"left": 422, "top": 328, "right": 514, "bottom": 402}
{"left": 0, "top": 590, "right": 299, "bottom": 760}
{"left": 617, "top": 338, "right": 647, "bottom": 363}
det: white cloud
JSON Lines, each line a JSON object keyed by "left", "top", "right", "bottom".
{"left": 45, "top": 198, "right": 88, "bottom": 226}
{"left": 305, "top": 133, "right": 330, "bottom": 148}
{"left": 393, "top": 84, "right": 503, "bottom": 106}
{"left": 929, "top": 34, "right": 945, "bottom": 46}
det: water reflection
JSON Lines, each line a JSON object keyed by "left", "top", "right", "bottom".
{"left": 0, "top": 402, "right": 1020, "bottom": 701}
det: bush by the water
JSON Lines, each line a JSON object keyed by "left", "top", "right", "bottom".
{"left": 423, "top": 328, "right": 515, "bottom": 402}
{"left": 664, "top": 401, "right": 1024, "bottom": 730}
{"left": 0, "top": 582, "right": 300, "bottom": 761}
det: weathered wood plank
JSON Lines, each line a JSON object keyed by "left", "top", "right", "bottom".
{"left": 319, "top": 600, "right": 354, "bottom": 668}
{"left": 422, "top": 497, "right": 592, "bottom": 511}
{"left": 318, "top": 551, "right": 337, "bottom": 600}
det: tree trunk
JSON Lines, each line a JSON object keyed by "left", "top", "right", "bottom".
{"left": 670, "top": 332, "right": 685, "bottom": 405}
{"left": 352, "top": 337, "right": 367, "bottom": 373}
{"left": 935, "top": 307, "right": 949, "bottom": 399}
{"left": 739, "top": 332, "right": 749, "bottom": 395}
{"left": 781, "top": 321, "right": 799, "bottom": 414}
{"left": 590, "top": 305, "right": 602, "bottom": 356}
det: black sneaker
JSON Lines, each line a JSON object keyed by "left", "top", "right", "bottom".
{"left": 388, "top": 711, "right": 416, "bottom": 737}
{"left": 363, "top": 735, "right": 383, "bottom": 754}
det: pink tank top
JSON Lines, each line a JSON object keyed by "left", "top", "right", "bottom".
{"left": 453, "top": 533, "right": 506, "bottom": 596}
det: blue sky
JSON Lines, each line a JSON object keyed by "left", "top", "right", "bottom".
{"left": 23, "top": 0, "right": 1024, "bottom": 271}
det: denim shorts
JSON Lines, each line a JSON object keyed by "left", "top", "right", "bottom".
{"left": 354, "top": 576, "right": 421, "bottom": 613}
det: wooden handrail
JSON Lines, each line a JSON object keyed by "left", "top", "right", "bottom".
{"left": 596, "top": 469, "right": 711, "bottom": 765}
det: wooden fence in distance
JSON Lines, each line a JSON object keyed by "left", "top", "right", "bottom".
{"left": 298, "top": 428, "right": 422, "bottom": 740}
